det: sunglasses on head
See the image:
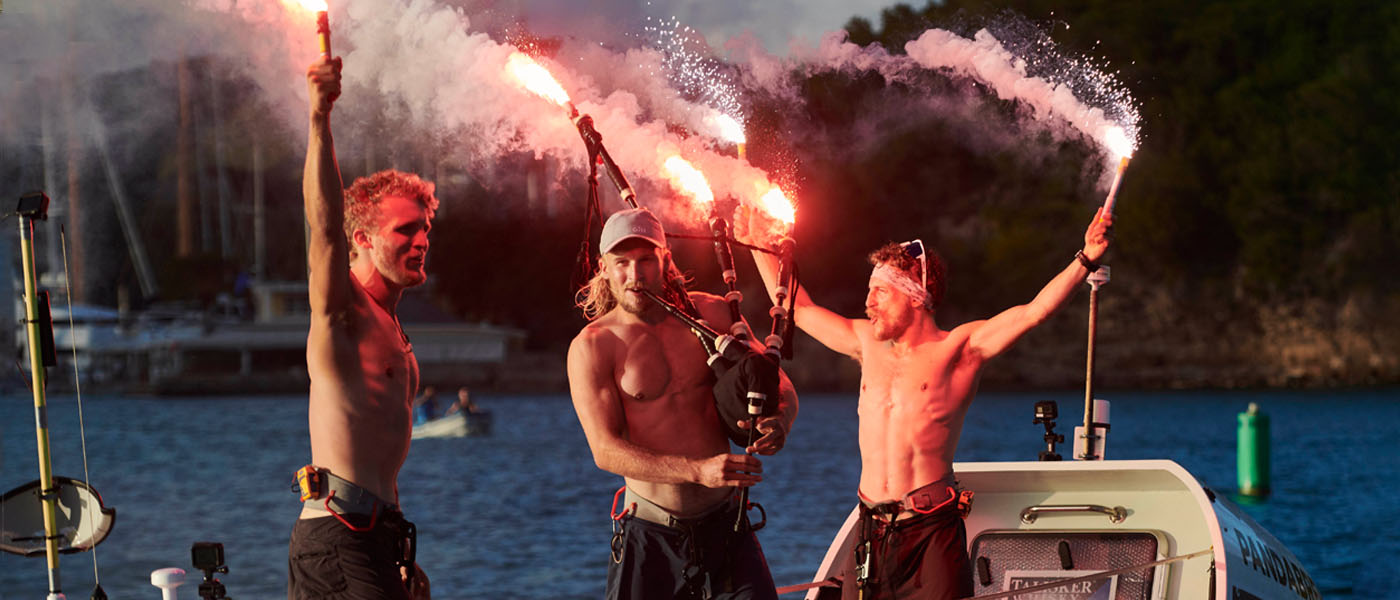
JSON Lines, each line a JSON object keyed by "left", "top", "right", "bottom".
{"left": 899, "top": 239, "right": 927, "bottom": 290}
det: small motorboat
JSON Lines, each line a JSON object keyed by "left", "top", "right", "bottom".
{"left": 411, "top": 410, "right": 492, "bottom": 439}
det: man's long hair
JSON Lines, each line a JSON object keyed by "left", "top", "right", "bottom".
{"left": 868, "top": 242, "right": 947, "bottom": 312}
{"left": 344, "top": 170, "right": 439, "bottom": 260}
{"left": 575, "top": 252, "right": 689, "bottom": 321}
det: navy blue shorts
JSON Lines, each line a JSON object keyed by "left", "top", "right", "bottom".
{"left": 607, "top": 515, "right": 778, "bottom": 600}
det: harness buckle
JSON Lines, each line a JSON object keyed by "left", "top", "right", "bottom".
{"left": 958, "top": 489, "right": 975, "bottom": 519}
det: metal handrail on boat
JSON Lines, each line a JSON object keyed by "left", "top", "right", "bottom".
{"left": 1019, "top": 503, "right": 1127, "bottom": 524}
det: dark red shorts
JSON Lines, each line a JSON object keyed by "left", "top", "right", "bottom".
{"left": 841, "top": 506, "right": 973, "bottom": 600}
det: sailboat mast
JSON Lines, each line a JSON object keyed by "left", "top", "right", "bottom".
{"left": 17, "top": 192, "right": 68, "bottom": 599}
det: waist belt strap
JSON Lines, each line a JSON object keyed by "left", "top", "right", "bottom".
{"left": 299, "top": 469, "right": 398, "bottom": 517}
{"left": 621, "top": 488, "right": 734, "bottom": 529}
{"left": 859, "top": 475, "right": 960, "bottom": 521}
{"left": 902, "top": 476, "right": 959, "bottom": 514}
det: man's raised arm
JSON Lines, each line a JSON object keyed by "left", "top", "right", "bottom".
{"left": 968, "top": 207, "right": 1113, "bottom": 360}
{"left": 567, "top": 329, "right": 763, "bottom": 488}
{"left": 751, "top": 249, "right": 863, "bottom": 360}
{"left": 303, "top": 56, "right": 351, "bottom": 318}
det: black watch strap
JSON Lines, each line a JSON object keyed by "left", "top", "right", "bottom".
{"left": 1076, "top": 250, "right": 1100, "bottom": 272}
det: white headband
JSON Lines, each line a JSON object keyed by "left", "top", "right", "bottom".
{"left": 871, "top": 264, "right": 929, "bottom": 306}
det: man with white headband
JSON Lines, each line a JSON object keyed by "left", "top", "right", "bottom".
{"left": 751, "top": 207, "right": 1112, "bottom": 600}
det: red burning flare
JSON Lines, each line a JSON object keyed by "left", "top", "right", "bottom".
{"left": 281, "top": 0, "right": 331, "bottom": 55}
{"left": 757, "top": 187, "right": 795, "bottom": 226}
{"left": 662, "top": 156, "right": 714, "bottom": 208}
{"left": 507, "top": 52, "right": 572, "bottom": 108}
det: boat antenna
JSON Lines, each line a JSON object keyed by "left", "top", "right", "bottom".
{"left": 15, "top": 191, "right": 67, "bottom": 600}
{"left": 60, "top": 224, "right": 107, "bottom": 600}
{"left": 1078, "top": 265, "right": 1110, "bottom": 460}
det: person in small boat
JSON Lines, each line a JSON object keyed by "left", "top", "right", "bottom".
{"left": 443, "top": 387, "right": 479, "bottom": 416}
{"left": 289, "top": 53, "right": 435, "bottom": 600}
{"left": 567, "top": 208, "right": 798, "bottom": 600}
{"left": 750, "top": 208, "right": 1112, "bottom": 600}
{"left": 413, "top": 386, "right": 438, "bottom": 424}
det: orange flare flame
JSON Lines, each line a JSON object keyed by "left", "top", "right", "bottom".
{"left": 506, "top": 52, "right": 571, "bottom": 107}
{"left": 662, "top": 156, "right": 714, "bottom": 207}
{"left": 757, "top": 188, "right": 796, "bottom": 225}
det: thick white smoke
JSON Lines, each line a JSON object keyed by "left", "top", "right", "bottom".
{"left": 1, "top": 0, "right": 1138, "bottom": 251}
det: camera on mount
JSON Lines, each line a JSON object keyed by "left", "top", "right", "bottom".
{"left": 1033, "top": 400, "right": 1064, "bottom": 461}
{"left": 191, "top": 541, "right": 230, "bottom": 599}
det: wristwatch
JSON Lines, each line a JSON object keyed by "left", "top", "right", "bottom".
{"left": 1075, "top": 250, "right": 1100, "bottom": 273}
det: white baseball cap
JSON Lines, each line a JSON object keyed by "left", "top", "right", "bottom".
{"left": 599, "top": 208, "right": 667, "bottom": 254}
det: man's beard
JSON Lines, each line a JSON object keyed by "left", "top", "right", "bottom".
{"left": 373, "top": 248, "right": 426, "bottom": 287}
{"left": 869, "top": 308, "right": 912, "bottom": 341}
{"left": 617, "top": 287, "right": 651, "bottom": 315}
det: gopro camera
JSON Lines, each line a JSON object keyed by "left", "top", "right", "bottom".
{"left": 191, "top": 542, "right": 225, "bottom": 573}
{"left": 1032, "top": 401, "right": 1063, "bottom": 461}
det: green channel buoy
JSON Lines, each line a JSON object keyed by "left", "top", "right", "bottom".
{"left": 1237, "top": 402, "right": 1270, "bottom": 496}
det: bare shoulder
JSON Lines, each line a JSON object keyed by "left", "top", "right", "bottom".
{"left": 567, "top": 319, "right": 624, "bottom": 399}
{"left": 945, "top": 320, "right": 981, "bottom": 340}
{"left": 569, "top": 318, "right": 617, "bottom": 362}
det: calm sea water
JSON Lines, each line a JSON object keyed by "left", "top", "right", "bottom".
{"left": 1, "top": 389, "right": 1396, "bottom": 599}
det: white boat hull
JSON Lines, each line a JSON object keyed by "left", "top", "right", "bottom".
{"left": 410, "top": 411, "right": 492, "bottom": 439}
{"left": 803, "top": 460, "right": 1320, "bottom": 600}
{"left": 412, "top": 412, "right": 469, "bottom": 438}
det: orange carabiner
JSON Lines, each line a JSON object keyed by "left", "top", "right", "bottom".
{"left": 610, "top": 486, "right": 636, "bottom": 521}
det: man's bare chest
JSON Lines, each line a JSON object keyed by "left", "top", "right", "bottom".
{"left": 349, "top": 309, "right": 416, "bottom": 385}
{"left": 858, "top": 343, "right": 966, "bottom": 412}
{"left": 615, "top": 325, "right": 712, "bottom": 402}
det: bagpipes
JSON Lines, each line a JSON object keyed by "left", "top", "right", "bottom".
{"left": 647, "top": 213, "right": 797, "bottom": 533}
{"left": 674, "top": 216, "right": 798, "bottom": 444}
{"left": 567, "top": 109, "right": 799, "bottom": 531}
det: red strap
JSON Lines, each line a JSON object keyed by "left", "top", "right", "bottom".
{"left": 909, "top": 486, "right": 957, "bottom": 515}
{"left": 610, "top": 486, "right": 636, "bottom": 521}
{"left": 323, "top": 489, "right": 379, "bottom": 532}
